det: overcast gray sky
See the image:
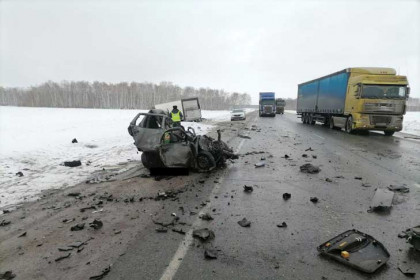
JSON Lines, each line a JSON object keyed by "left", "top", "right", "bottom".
{"left": 1, "top": 0, "right": 419, "bottom": 104}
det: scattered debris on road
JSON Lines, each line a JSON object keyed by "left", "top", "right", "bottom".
{"left": 398, "top": 264, "right": 416, "bottom": 277}
{"left": 63, "top": 160, "right": 82, "bottom": 167}
{"left": 70, "top": 223, "right": 85, "bottom": 231}
{"left": 243, "top": 185, "right": 254, "bottom": 193}
{"left": 0, "top": 220, "right": 11, "bottom": 227}
{"left": 404, "top": 225, "right": 420, "bottom": 251}
{"left": 155, "top": 227, "right": 168, "bottom": 233}
{"left": 172, "top": 227, "right": 186, "bottom": 235}
{"left": 55, "top": 253, "right": 71, "bottom": 262}
{"left": 0, "top": 271, "right": 16, "bottom": 280}
{"left": 238, "top": 218, "right": 251, "bottom": 227}
{"left": 369, "top": 188, "right": 394, "bottom": 212}
{"left": 255, "top": 161, "right": 265, "bottom": 168}
{"left": 282, "top": 193, "right": 291, "bottom": 200}
{"left": 72, "top": 138, "right": 78, "bottom": 143}
{"left": 362, "top": 183, "right": 372, "bottom": 188}
{"left": 317, "top": 229, "right": 390, "bottom": 273}
{"left": 199, "top": 213, "right": 214, "bottom": 221}
{"left": 310, "top": 197, "right": 319, "bottom": 203}
{"left": 15, "top": 171, "right": 23, "bottom": 177}
{"left": 325, "top": 178, "right": 332, "bottom": 182}
{"left": 192, "top": 228, "right": 215, "bottom": 242}
{"left": 18, "top": 231, "right": 27, "bottom": 237}
{"left": 277, "top": 222, "right": 287, "bottom": 228}
{"left": 89, "top": 266, "right": 111, "bottom": 280}
{"left": 300, "top": 163, "right": 320, "bottom": 174}
{"left": 305, "top": 147, "right": 314, "bottom": 151}
{"left": 238, "top": 134, "right": 251, "bottom": 139}
{"left": 89, "top": 219, "right": 103, "bottom": 230}
{"left": 67, "top": 192, "right": 81, "bottom": 197}
{"left": 302, "top": 154, "right": 308, "bottom": 158}
{"left": 354, "top": 177, "right": 363, "bottom": 180}
{"left": 387, "top": 184, "right": 410, "bottom": 193}
{"left": 204, "top": 248, "right": 218, "bottom": 259}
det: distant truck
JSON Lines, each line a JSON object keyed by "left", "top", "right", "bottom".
{"left": 259, "top": 92, "right": 276, "bottom": 117}
{"left": 275, "top": 98, "right": 286, "bottom": 114}
{"left": 297, "top": 67, "right": 409, "bottom": 136}
{"left": 155, "top": 97, "right": 202, "bottom": 122}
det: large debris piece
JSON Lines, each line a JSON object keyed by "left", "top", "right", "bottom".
{"left": 192, "top": 228, "right": 215, "bottom": 242}
{"left": 317, "top": 229, "right": 390, "bottom": 273}
{"left": 404, "top": 225, "right": 420, "bottom": 251}
{"left": 300, "top": 164, "right": 320, "bottom": 174}
{"left": 387, "top": 185, "right": 410, "bottom": 193}
{"left": 369, "top": 188, "right": 394, "bottom": 212}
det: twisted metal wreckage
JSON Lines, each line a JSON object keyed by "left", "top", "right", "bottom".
{"left": 128, "top": 109, "right": 238, "bottom": 171}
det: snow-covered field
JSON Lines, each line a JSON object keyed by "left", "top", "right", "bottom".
{"left": 0, "top": 106, "right": 236, "bottom": 209}
{"left": 285, "top": 110, "right": 420, "bottom": 136}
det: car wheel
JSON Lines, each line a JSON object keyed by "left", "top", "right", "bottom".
{"left": 345, "top": 116, "right": 354, "bottom": 134}
{"left": 141, "top": 152, "right": 164, "bottom": 169}
{"left": 196, "top": 151, "right": 216, "bottom": 172}
{"left": 384, "top": 131, "right": 395, "bottom": 136}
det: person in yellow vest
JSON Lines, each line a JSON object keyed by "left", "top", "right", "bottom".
{"left": 170, "top": 105, "right": 183, "bottom": 127}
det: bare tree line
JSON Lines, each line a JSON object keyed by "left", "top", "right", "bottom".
{"left": 0, "top": 81, "right": 251, "bottom": 110}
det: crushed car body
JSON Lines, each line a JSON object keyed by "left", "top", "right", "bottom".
{"left": 128, "top": 109, "right": 237, "bottom": 171}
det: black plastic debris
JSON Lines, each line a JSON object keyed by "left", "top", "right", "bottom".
{"left": 310, "top": 197, "right": 319, "bottom": 203}
{"left": 300, "top": 164, "right": 320, "bottom": 174}
{"left": 302, "top": 154, "right": 308, "bottom": 158}
{"left": 283, "top": 154, "right": 290, "bottom": 159}
{"left": 0, "top": 271, "right": 16, "bottom": 280}
{"left": 15, "top": 172, "right": 24, "bottom": 177}
{"left": 238, "top": 218, "right": 251, "bottom": 227}
{"left": 55, "top": 253, "right": 71, "bottom": 262}
{"left": 172, "top": 227, "right": 186, "bottom": 235}
{"left": 255, "top": 161, "right": 265, "bottom": 168}
{"left": 0, "top": 220, "right": 11, "bottom": 227}
{"left": 192, "top": 228, "right": 215, "bottom": 242}
{"left": 277, "top": 222, "right": 287, "bottom": 228}
{"left": 200, "top": 213, "right": 214, "bottom": 221}
{"left": 398, "top": 264, "right": 416, "bottom": 277}
{"left": 2, "top": 209, "right": 11, "bottom": 214}
{"left": 325, "top": 178, "right": 332, "bottom": 182}
{"left": 70, "top": 223, "right": 85, "bottom": 231}
{"left": 312, "top": 155, "right": 317, "bottom": 159}
{"left": 404, "top": 225, "right": 420, "bottom": 251}
{"left": 58, "top": 247, "right": 73, "bottom": 252}
{"left": 80, "top": 206, "right": 96, "bottom": 212}
{"left": 369, "top": 188, "right": 394, "bottom": 212}
{"left": 67, "top": 192, "right": 81, "bottom": 197}
{"left": 89, "top": 219, "right": 103, "bottom": 230}
{"left": 18, "top": 232, "right": 27, "bottom": 237}
{"left": 283, "top": 193, "right": 291, "bottom": 200}
{"left": 388, "top": 185, "right": 410, "bottom": 193}
{"left": 89, "top": 266, "right": 111, "bottom": 280}
{"left": 243, "top": 185, "right": 254, "bottom": 193}
{"left": 72, "top": 138, "right": 78, "bottom": 143}
{"left": 156, "top": 227, "right": 168, "bottom": 233}
{"left": 305, "top": 147, "right": 314, "bottom": 151}
{"left": 260, "top": 156, "right": 266, "bottom": 161}
{"left": 64, "top": 160, "right": 82, "bottom": 167}
{"left": 317, "top": 229, "right": 390, "bottom": 273}
{"left": 204, "top": 248, "right": 218, "bottom": 259}
{"left": 362, "top": 183, "right": 372, "bottom": 188}
{"left": 354, "top": 177, "right": 363, "bottom": 180}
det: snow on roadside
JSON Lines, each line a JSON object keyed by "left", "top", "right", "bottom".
{"left": 0, "top": 106, "right": 229, "bottom": 209}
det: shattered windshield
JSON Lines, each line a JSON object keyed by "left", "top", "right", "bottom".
{"left": 361, "top": 85, "right": 407, "bottom": 99}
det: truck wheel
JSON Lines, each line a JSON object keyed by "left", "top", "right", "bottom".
{"left": 196, "top": 151, "right": 216, "bottom": 172}
{"left": 384, "top": 131, "right": 395, "bottom": 136}
{"left": 309, "top": 115, "right": 316, "bottom": 125}
{"left": 141, "top": 152, "right": 164, "bottom": 169}
{"left": 329, "top": 117, "right": 336, "bottom": 129}
{"left": 345, "top": 116, "right": 355, "bottom": 134}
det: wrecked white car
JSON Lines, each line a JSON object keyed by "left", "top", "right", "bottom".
{"left": 128, "top": 109, "right": 237, "bottom": 171}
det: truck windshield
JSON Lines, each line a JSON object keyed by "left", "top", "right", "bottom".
{"left": 361, "top": 85, "right": 407, "bottom": 99}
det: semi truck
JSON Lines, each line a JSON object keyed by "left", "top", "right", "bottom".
{"left": 154, "top": 97, "right": 202, "bottom": 122}
{"left": 259, "top": 92, "right": 276, "bottom": 117}
{"left": 275, "top": 98, "right": 286, "bottom": 114}
{"left": 297, "top": 67, "right": 409, "bottom": 136}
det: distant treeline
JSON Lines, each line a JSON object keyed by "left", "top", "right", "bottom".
{"left": 0, "top": 81, "right": 251, "bottom": 110}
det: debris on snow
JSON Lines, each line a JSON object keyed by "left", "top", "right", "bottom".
{"left": 277, "top": 222, "right": 287, "bottom": 228}
{"left": 0, "top": 270, "right": 16, "bottom": 279}
{"left": 63, "top": 160, "right": 82, "bottom": 167}
{"left": 310, "top": 197, "right": 319, "bottom": 203}
{"left": 300, "top": 164, "right": 320, "bottom": 174}
{"left": 15, "top": 172, "right": 24, "bottom": 177}
{"left": 199, "top": 213, "right": 214, "bottom": 221}
{"left": 238, "top": 218, "right": 251, "bottom": 227}
{"left": 243, "top": 185, "right": 254, "bottom": 193}
{"left": 282, "top": 193, "right": 291, "bottom": 200}
{"left": 72, "top": 138, "right": 78, "bottom": 143}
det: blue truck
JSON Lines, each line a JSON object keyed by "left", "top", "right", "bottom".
{"left": 259, "top": 92, "right": 276, "bottom": 117}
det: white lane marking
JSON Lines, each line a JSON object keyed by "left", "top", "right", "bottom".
{"left": 159, "top": 119, "right": 254, "bottom": 280}
{"left": 313, "top": 134, "right": 325, "bottom": 140}
{"left": 414, "top": 183, "right": 420, "bottom": 189}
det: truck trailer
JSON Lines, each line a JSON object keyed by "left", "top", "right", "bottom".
{"left": 275, "top": 98, "right": 286, "bottom": 114}
{"left": 259, "top": 92, "right": 276, "bottom": 117}
{"left": 297, "top": 67, "right": 409, "bottom": 136}
{"left": 154, "top": 97, "right": 202, "bottom": 122}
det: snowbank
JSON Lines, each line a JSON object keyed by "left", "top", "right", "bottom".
{"left": 0, "top": 107, "right": 231, "bottom": 208}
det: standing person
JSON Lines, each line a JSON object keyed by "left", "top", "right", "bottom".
{"left": 170, "top": 105, "right": 183, "bottom": 127}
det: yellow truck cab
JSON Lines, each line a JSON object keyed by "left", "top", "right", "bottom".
{"left": 297, "top": 67, "right": 409, "bottom": 136}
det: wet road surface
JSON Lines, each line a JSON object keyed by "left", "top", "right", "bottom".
{"left": 107, "top": 111, "right": 420, "bottom": 280}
